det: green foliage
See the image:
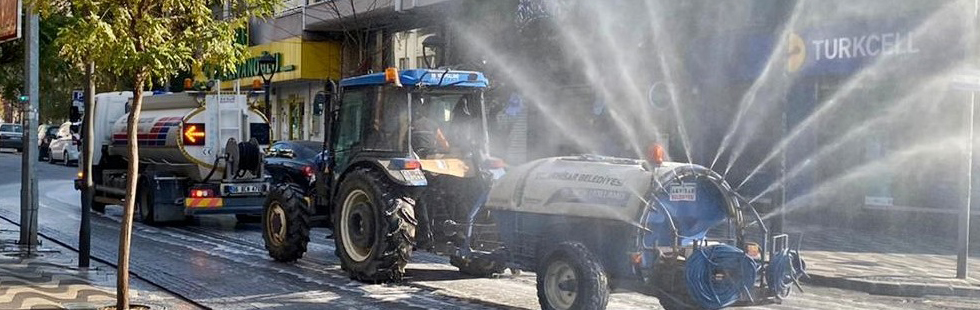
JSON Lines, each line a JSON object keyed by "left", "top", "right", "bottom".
{"left": 0, "top": 15, "right": 82, "bottom": 123}
{"left": 32, "top": 0, "right": 279, "bottom": 89}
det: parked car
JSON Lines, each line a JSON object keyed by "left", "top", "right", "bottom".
{"left": 264, "top": 140, "right": 326, "bottom": 193}
{"left": 37, "top": 124, "right": 59, "bottom": 160}
{"left": 48, "top": 122, "right": 80, "bottom": 166}
{"left": 0, "top": 123, "right": 23, "bottom": 152}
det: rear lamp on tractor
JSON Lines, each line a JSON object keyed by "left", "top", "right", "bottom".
{"left": 389, "top": 158, "right": 421, "bottom": 170}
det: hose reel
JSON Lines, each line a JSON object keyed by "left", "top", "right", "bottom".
{"left": 225, "top": 138, "right": 263, "bottom": 179}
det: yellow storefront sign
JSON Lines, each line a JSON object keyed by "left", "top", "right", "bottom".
{"left": 194, "top": 37, "right": 341, "bottom": 88}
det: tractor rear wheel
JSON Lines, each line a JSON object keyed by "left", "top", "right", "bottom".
{"left": 334, "top": 168, "right": 417, "bottom": 283}
{"left": 263, "top": 183, "right": 311, "bottom": 262}
{"left": 536, "top": 242, "right": 609, "bottom": 310}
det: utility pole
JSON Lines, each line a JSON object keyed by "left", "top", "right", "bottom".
{"left": 79, "top": 62, "right": 95, "bottom": 268}
{"left": 18, "top": 3, "right": 39, "bottom": 251}
{"left": 959, "top": 0, "right": 980, "bottom": 280}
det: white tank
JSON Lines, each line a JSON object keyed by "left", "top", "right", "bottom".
{"left": 485, "top": 156, "right": 655, "bottom": 224}
{"left": 486, "top": 156, "right": 737, "bottom": 238}
{"left": 106, "top": 93, "right": 269, "bottom": 180}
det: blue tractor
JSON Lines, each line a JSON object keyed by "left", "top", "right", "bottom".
{"left": 262, "top": 68, "right": 507, "bottom": 282}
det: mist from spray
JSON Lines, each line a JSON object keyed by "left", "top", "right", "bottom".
{"left": 448, "top": 0, "right": 979, "bottom": 235}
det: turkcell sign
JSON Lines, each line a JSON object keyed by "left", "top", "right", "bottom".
{"left": 809, "top": 32, "right": 920, "bottom": 61}
{"left": 792, "top": 13, "right": 967, "bottom": 76}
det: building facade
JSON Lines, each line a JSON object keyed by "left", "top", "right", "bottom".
{"left": 686, "top": 0, "right": 978, "bottom": 230}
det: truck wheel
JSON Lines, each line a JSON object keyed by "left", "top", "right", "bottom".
{"left": 536, "top": 242, "right": 609, "bottom": 310}
{"left": 263, "top": 184, "right": 311, "bottom": 262}
{"left": 135, "top": 185, "right": 155, "bottom": 224}
{"left": 334, "top": 168, "right": 417, "bottom": 283}
{"left": 92, "top": 201, "right": 106, "bottom": 213}
{"left": 451, "top": 255, "right": 506, "bottom": 278}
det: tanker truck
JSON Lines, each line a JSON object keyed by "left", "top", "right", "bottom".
{"left": 78, "top": 91, "right": 271, "bottom": 224}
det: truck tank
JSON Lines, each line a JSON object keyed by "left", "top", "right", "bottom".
{"left": 106, "top": 93, "right": 269, "bottom": 181}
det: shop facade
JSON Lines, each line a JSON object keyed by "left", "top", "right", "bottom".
{"left": 196, "top": 36, "right": 342, "bottom": 142}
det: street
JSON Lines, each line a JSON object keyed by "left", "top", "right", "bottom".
{"left": 0, "top": 151, "right": 976, "bottom": 310}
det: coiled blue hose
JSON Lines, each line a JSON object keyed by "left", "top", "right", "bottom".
{"left": 685, "top": 244, "right": 758, "bottom": 309}
{"left": 768, "top": 250, "right": 807, "bottom": 298}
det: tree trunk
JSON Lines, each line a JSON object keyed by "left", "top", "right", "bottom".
{"left": 117, "top": 71, "right": 146, "bottom": 310}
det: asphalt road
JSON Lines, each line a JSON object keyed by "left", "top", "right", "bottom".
{"left": 1, "top": 150, "right": 979, "bottom": 310}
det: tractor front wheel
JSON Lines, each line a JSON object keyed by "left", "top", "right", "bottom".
{"left": 536, "top": 242, "right": 609, "bottom": 310}
{"left": 263, "top": 183, "right": 311, "bottom": 262}
{"left": 334, "top": 168, "right": 417, "bottom": 283}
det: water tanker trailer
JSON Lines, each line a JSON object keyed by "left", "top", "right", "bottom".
{"left": 79, "top": 91, "right": 271, "bottom": 223}
{"left": 477, "top": 152, "right": 807, "bottom": 310}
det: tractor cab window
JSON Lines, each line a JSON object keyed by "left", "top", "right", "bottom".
{"left": 410, "top": 92, "right": 482, "bottom": 158}
{"left": 333, "top": 89, "right": 367, "bottom": 152}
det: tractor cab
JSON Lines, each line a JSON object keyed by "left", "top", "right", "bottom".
{"left": 264, "top": 67, "right": 498, "bottom": 282}
{"left": 326, "top": 68, "right": 491, "bottom": 180}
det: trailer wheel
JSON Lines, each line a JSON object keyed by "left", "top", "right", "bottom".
{"left": 334, "top": 168, "right": 417, "bottom": 283}
{"left": 451, "top": 255, "right": 506, "bottom": 278}
{"left": 536, "top": 242, "right": 609, "bottom": 310}
{"left": 262, "top": 183, "right": 311, "bottom": 262}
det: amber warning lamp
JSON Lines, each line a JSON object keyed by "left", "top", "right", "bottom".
{"left": 647, "top": 144, "right": 666, "bottom": 166}
{"left": 385, "top": 67, "right": 403, "bottom": 87}
{"left": 183, "top": 123, "right": 206, "bottom": 145}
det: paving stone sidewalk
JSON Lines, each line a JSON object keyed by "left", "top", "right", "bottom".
{"left": 0, "top": 228, "right": 201, "bottom": 310}
{"left": 785, "top": 222, "right": 980, "bottom": 298}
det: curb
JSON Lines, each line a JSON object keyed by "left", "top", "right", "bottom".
{"left": 804, "top": 273, "right": 980, "bottom": 298}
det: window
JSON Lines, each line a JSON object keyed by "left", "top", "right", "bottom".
{"left": 416, "top": 56, "right": 435, "bottom": 69}
{"left": 333, "top": 88, "right": 367, "bottom": 152}
{"left": 399, "top": 58, "right": 410, "bottom": 70}
{"left": 0, "top": 124, "right": 21, "bottom": 133}
{"left": 266, "top": 142, "right": 285, "bottom": 157}
{"left": 410, "top": 92, "right": 483, "bottom": 157}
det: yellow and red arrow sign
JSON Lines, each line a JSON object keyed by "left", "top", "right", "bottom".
{"left": 183, "top": 123, "right": 206, "bottom": 145}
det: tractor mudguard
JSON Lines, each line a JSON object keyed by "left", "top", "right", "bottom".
{"left": 340, "top": 159, "right": 427, "bottom": 188}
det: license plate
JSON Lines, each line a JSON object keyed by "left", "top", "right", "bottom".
{"left": 224, "top": 184, "right": 262, "bottom": 195}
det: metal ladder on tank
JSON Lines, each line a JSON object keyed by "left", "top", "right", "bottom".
{"left": 215, "top": 91, "right": 245, "bottom": 181}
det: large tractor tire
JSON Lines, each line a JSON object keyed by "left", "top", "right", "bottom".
{"left": 334, "top": 168, "right": 417, "bottom": 283}
{"left": 263, "top": 183, "right": 311, "bottom": 262}
{"left": 536, "top": 242, "right": 610, "bottom": 310}
{"left": 451, "top": 255, "right": 506, "bottom": 278}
